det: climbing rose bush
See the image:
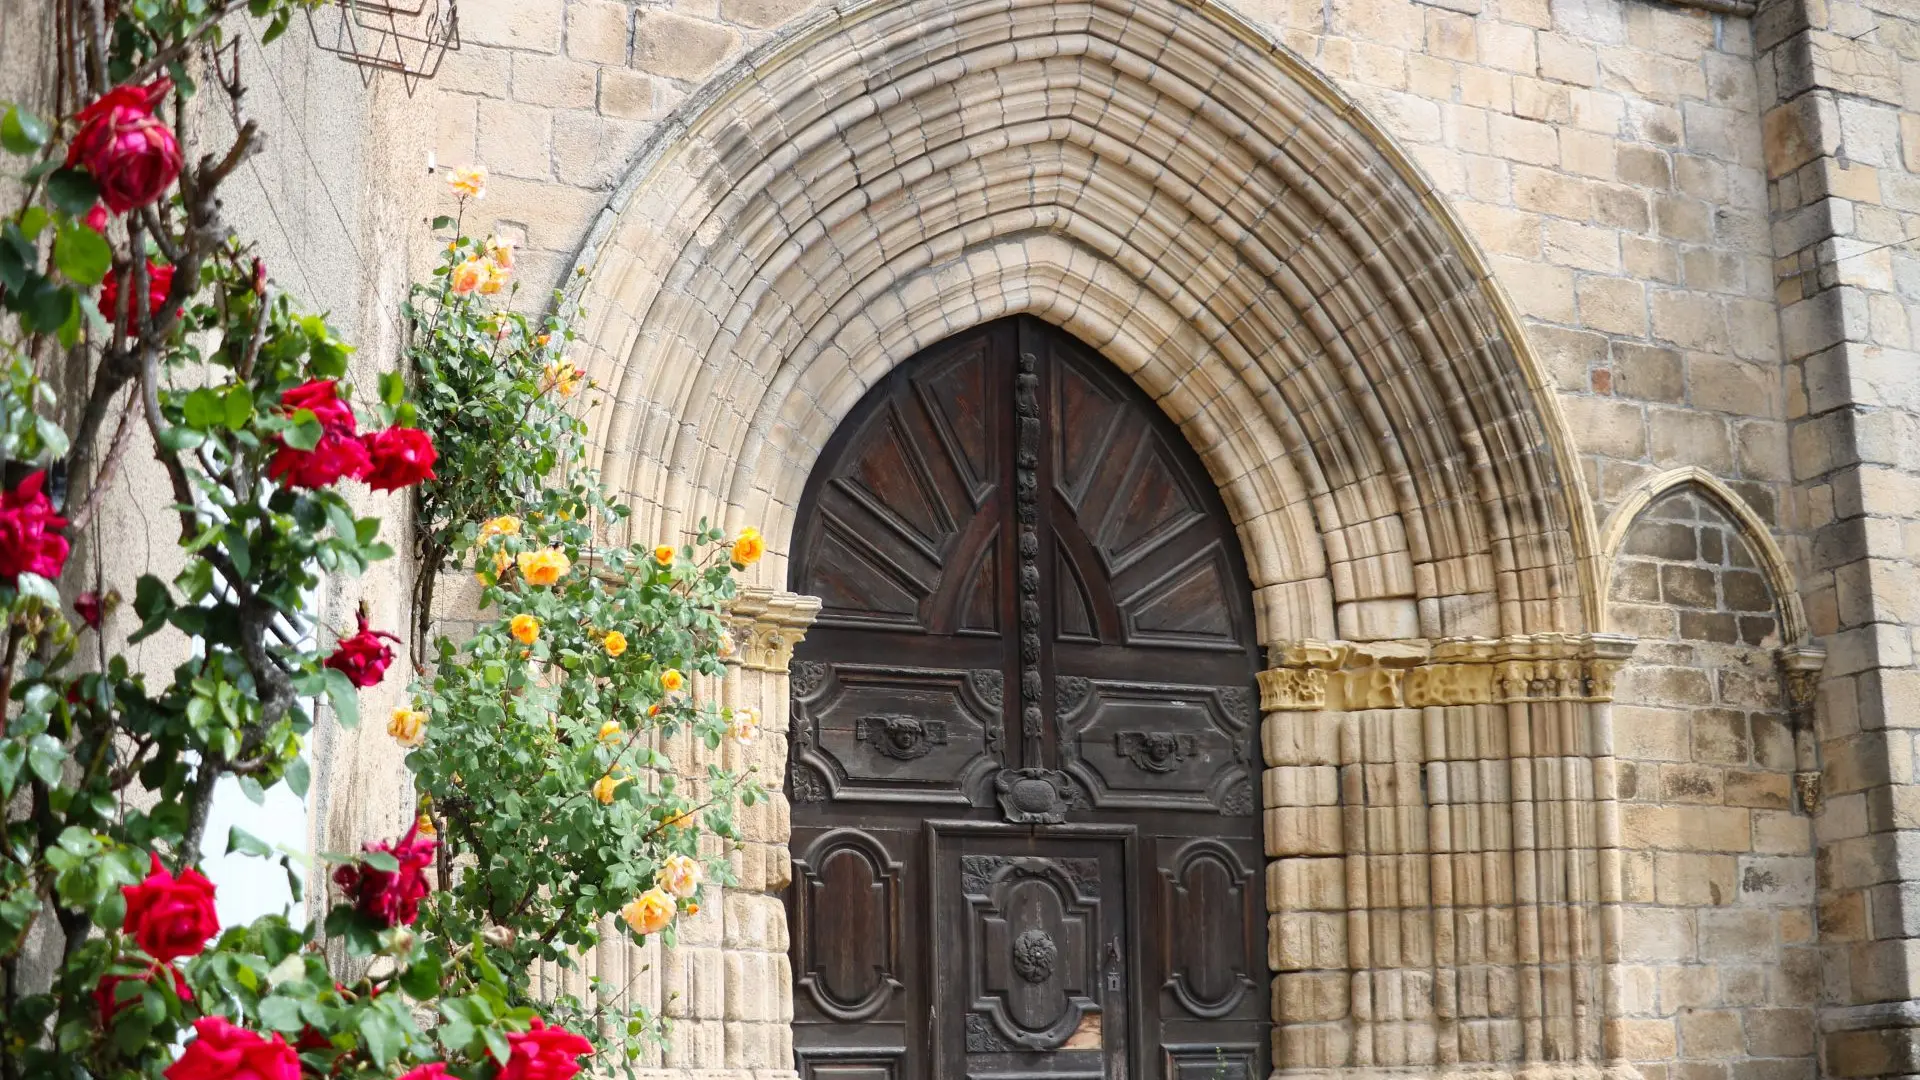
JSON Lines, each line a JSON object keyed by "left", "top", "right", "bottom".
{"left": 0, "top": 4, "right": 746, "bottom": 1079}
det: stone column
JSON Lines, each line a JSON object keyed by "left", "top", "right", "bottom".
{"left": 1261, "top": 635, "right": 1636, "bottom": 1080}
{"left": 587, "top": 586, "right": 817, "bottom": 1078}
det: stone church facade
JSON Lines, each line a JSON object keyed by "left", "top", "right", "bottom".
{"left": 464, "top": 0, "right": 1905, "bottom": 1076}
{"left": 7, "top": 0, "right": 1916, "bottom": 1075}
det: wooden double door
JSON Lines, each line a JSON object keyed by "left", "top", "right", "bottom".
{"left": 786, "top": 318, "right": 1267, "bottom": 1080}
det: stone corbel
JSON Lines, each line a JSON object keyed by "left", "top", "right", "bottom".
{"left": 726, "top": 586, "right": 822, "bottom": 672}
{"left": 1776, "top": 644, "right": 1827, "bottom": 814}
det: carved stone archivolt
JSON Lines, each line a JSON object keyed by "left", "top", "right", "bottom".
{"left": 1258, "top": 633, "right": 1639, "bottom": 711}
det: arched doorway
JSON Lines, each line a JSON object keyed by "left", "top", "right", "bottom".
{"left": 785, "top": 317, "right": 1267, "bottom": 1079}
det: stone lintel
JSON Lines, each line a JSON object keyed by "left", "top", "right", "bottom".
{"left": 1258, "top": 634, "right": 1640, "bottom": 711}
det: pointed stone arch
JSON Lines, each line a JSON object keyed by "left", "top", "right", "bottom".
{"left": 567, "top": 0, "right": 1602, "bottom": 645}
{"left": 1599, "top": 466, "right": 1808, "bottom": 645}
{"left": 556, "top": 0, "right": 1635, "bottom": 1075}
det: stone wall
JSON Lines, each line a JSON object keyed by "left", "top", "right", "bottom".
{"left": 1608, "top": 486, "right": 1819, "bottom": 1080}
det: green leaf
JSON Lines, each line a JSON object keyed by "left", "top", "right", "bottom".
{"left": 0, "top": 106, "right": 48, "bottom": 154}
{"left": 361, "top": 851, "right": 400, "bottom": 872}
{"left": 51, "top": 221, "right": 110, "bottom": 286}
{"left": 183, "top": 387, "right": 225, "bottom": 428}
{"left": 0, "top": 743, "right": 25, "bottom": 797}
{"left": 20, "top": 276, "right": 75, "bottom": 335}
{"left": 17, "top": 207, "right": 48, "bottom": 239}
{"left": 283, "top": 411, "right": 323, "bottom": 451}
{"left": 237, "top": 775, "right": 266, "bottom": 805}
{"left": 44, "top": 169, "right": 98, "bottom": 217}
{"left": 431, "top": 215, "right": 454, "bottom": 230}
{"left": 257, "top": 995, "right": 304, "bottom": 1033}
{"left": 223, "top": 384, "right": 254, "bottom": 429}
{"left": 322, "top": 667, "right": 359, "bottom": 729}
{"left": 224, "top": 525, "right": 251, "bottom": 578}
{"left": 156, "top": 425, "right": 205, "bottom": 451}
{"left": 226, "top": 825, "right": 273, "bottom": 858}
{"left": 25, "top": 734, "right": 64, "bottom": 785}
{"left": 285, "top": 755, "right": 310, "bottom": 798}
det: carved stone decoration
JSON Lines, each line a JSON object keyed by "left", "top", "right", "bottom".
{"left": 857, "top": 715, "right": 949, "bottom": 760}
{"left": 1256, "top": 666, "right": 1328, "bottom": 711}
{"left": 1011, "top": 928, "right": 1058, "bottom": 983}
{"left": 729, "top": 587, "right": 823, "bottom": 672}
{"left": 1796, "top": 771, "right": 1822, "bottom": 814}
{"left": 1115, "top": 730, "right": 1198, "bottom": 773}
{"left": 995, "top": 767, "right": 1082, "bottom": 824}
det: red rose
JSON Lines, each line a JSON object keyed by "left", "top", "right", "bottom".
{"left": 279, "top": 380, "right": 356, "bottom": 435}
{"left": 66, "top": 79, "right": 182, "bottom": 215}
{"left": 495, "top": 1017, "right": 594, "bottom": 1080}
{"left": 268, "top": 380, "right": 371, "bottom": 490}
{"left": 165, "top": 1016, "right": 300, "bottom": 1080}
{"left": 75, "top": 590, "right": 102, "bottom": 629}
{"left": 398, "top": 1064, "right": 451, "bottom": 1080}
{"left": 332, "top": 819, "right": 435, "bottom": 928}
{"left": 98, "top": 259, "right": 174, "bottom": 333}
{"left": 121, "top": 853, "right": 218, "bottom": 962}
{"left": 84, "top": 204, "right": 109, "bottom": 233}
{"left": 323, "top": 612, "right": 398, "bottom": 689}
{"left": 95, "top": 960, "right": 191, "bottom": 1025}
{"left": 363, "top": 427, "right": 438, "bottom": 492}
{"left": 0, "top": 470, "right": 70, "bottom": 585}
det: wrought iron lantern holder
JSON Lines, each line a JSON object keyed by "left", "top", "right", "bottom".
{"left": 306, "top": 0, "right": 460, "bottom": 95}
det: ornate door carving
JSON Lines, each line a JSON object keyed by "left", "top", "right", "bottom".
{"left": 787, "top": 318, "right": 1266, "bottom": 1079}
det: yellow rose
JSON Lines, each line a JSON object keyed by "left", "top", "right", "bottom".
{"left": 603, "top": 630, "right": 628, "bottom": 657}
{"left": 592, "top": 773, "right": 628, "bottom": 804}
{"left": 387, "top": 707, "right": 428, "bottom": 748}
{"left": 486, "top": 235, "right": 515, "bottom": 270}
{"left": 621, "top": 888, "right": 675, "bottom": 936}
{"left": 450, "top": 258, "right": 485, "bottom": 295}
{"left": 541, "top": 358, "right": 581, "bottom": 397}
{"left": 447, "top": 165, "right": 487, "bottom": 200}
{"left": 727, "top": 707, "right": 759, "bottom": 744}
{"left": 660, "top": 669, "right": 685, "bottom": 694}
{"left": 598, "top": 720, "right": 624, "bottom": 743}
{"left": 662, "top": 807, "right": 693, "bottom": 829}
{"left": 731, "top": 526, "right": 765, "bottom": 566}
{"left": 517, "top": 547, "right": 572, "bottom": 586}
{"left": 479, "top": 514, "right": 521, "bottom": 540}
{"left": 653, "top": 544, "right": 675, "bottom": 566}
{"left": 659, "top": 853, "right": 703, "bottom": 899}
{"left": 415, "top": 814, "right": 437, "bottom": 837}
{"left": 476, "top": 257, "right": 509, "bottom": 296}
{"left": 510, "top": 613, "right": 540, "bottom": 645}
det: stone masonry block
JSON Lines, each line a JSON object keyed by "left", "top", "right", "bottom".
{"left": 632, "top": 12, "right": 740, "bottom": 81}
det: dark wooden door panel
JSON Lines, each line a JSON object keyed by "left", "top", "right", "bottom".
{"left": 789, "top": 317, "right": 1266, "bottom": 1079}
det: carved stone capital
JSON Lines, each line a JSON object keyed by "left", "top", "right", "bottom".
{"left": 727, "top": 587, "right": 823, "bottom": 672}
{"left": 1259, "top": 633, "right": 1641, "bottom": 711}
{"left": 1776, "top": 644, "right": 1826, "bottom": 728}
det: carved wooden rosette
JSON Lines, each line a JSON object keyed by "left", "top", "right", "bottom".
{"left": 1257, "top": 634, "right": 1637, "bottom": 1073}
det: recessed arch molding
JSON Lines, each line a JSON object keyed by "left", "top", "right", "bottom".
{"left": 558, "top": 0, "right": 1636, "bottom": 1075}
